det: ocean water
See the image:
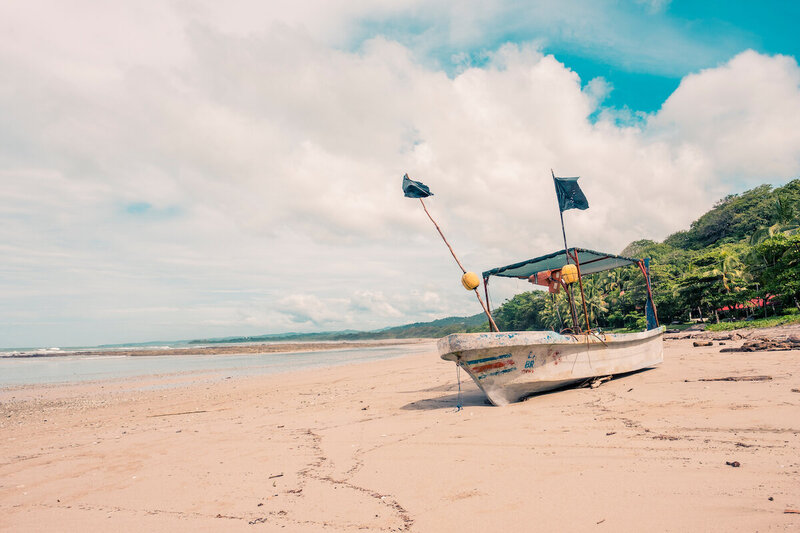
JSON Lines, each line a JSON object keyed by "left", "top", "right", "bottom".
{"left": 0, "top": 343, "right": 436, "bottom": 388}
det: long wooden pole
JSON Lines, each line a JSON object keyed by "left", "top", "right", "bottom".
{"left": 552, "top": 169, "right": 580, "bottom": 332}
{"left": 553, "top": 169, "right": 570, "bottom": 259}
{"left": 419, "top": 198, "right": 499, "bottom": 332}
{"left": 565, "top": 283, "right": 579, "bottom": 332}
{"left": 572, "top": 250, "right": 592, "bottom": 333}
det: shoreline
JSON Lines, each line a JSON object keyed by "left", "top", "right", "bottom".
{"left": 0, "top": 340, "right": 438, "bottom": 392}
{"left": 2, "top": 338, "right": 432, "bottom": 359}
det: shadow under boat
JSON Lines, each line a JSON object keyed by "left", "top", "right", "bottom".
{"left": 401, "top": 366, "right": 657, "bottom": 411}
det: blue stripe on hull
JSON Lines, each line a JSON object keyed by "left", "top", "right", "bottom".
{"left": 465, "top": 353, "right": 512, "bottom": 366}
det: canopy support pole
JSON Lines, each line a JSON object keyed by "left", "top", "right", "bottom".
{"left": 565, "top": 284, "right": 580, "bottom": 333}
{"left": 571, "top": 249, "right": 592, "bottom": 333}
{"left": 639, "top": 259, "right": 660, "bottom": 329}
{"left": 419, "top": 198, "right": 499, "bottom": 332}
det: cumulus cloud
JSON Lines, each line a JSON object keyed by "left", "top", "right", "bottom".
{"left": 651, "top": 50, "right": 800, "bottom": 182}
{"left": 1, "top": 3, "right": 799, "bottom": 346}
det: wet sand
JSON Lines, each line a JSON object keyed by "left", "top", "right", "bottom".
{"left": 1, "top": 337, "right": 799, "bottom": 531}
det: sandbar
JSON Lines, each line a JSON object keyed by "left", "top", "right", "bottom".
{"left": 9, "top": 339, "right": 429, "bottom": 358}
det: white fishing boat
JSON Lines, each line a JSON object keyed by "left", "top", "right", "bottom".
{"left": 439, "top": 327, "right": 663, "bottom": 406}
{"left": 402, "top": 172, "right": 664, "bottom": 406}
{"left": 438, "top": 248, "right": 664, "bottom": 406}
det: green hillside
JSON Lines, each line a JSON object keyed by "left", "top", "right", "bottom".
{"left": 189, "top": 313, "right": 487, "bottom": 344}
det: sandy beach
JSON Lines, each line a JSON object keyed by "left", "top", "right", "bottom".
{"left": 1, "top": 336, "right": 799, "bottom": 532}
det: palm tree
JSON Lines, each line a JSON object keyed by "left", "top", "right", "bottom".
{"left": 711, "top": 252, "right": 744, "bottom": 292}
{"left": 705, "top": 248, "right": 748, "bottom": 322}
{"left": 750, "top": 196, "right": 799, "bottom": 245}
{"left": 600, "top": 269, "right": 623, "bottom": 309}
{"left": 540, "top": 292, "right": 571, "bottom": 332}
{"left": 577, "top": 276, "right": 609, "bottom": 328}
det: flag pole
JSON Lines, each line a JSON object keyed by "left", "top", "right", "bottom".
{"left": 419, "top": 198, "right": 466, "bottom": 272}
{"left": 552, "top": 169, "right": 581, "bottom": 332}
{"left": 552, "top": 169, "right": 570, "bottom": 261}
{"left": 419, "top": 198, "right": 499, "bottom": 332}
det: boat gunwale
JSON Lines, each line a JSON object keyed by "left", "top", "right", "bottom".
{"left": 438, "top": 326, "right": 664, "bottom": 358}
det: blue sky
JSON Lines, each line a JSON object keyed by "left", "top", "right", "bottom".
{"left": 567, "top": 1, "right": 799, "bottom": 111}
{"left": 1, "top": 1, "right": 800, "bottom": 347}
{"left": 350, "top": 1, "right": 800, "bottom": 113}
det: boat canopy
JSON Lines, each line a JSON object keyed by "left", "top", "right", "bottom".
{"left": 482, "top": 247, "right": 639, "bottom": 280}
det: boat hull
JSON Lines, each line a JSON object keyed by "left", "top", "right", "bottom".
{"left": 438, "top": 327, "right": 664, "bottom": 406}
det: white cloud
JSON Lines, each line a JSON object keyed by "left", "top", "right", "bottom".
{"left": 650, "top": 50, "right": 800, "bottom": 182}
{"left": 1, "top": 3, "right": 799, "bottom": 347}
{"left": 278, "top": 294, "right": 351, "bottom": 327}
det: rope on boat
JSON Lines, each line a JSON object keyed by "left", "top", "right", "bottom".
{"left": 567, "top": 331, "right": 594, "bottom": 373}
{"left": 583, "top": 334, "right": 594, "bottom": 371}
{"left": 589, "top": 329, "right": 608, "bottom": 347}
{"left": 455, "top": 362, "right": 463, "bottom": 412}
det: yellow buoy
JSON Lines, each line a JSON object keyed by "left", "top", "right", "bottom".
{"left": 461, "top": 271, "right": 481, "bottom": 290}
{"left": 561, "top": 263, "right": 579, "bottom": 284}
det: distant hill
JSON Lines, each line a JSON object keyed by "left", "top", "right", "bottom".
{"left": 189, "top": 313, "right": 488, "bottom": 344}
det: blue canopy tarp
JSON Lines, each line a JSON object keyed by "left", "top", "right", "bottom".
{"left": 482, "top": 247, "right": 639, "bottom": 279}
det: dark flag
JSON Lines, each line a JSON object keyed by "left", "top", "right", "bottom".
{"left": 402, "top": 173, "right": 433, "bottom": 198}
{"left": 553, "top": 176, "right": 589, "bottom": 212}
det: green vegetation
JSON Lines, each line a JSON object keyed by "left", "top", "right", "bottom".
{"left": 488, "top": 179, "right": 800, "bottom": 332}
{"left": 705, "top": 314, "right": 800, "bottom": 332}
